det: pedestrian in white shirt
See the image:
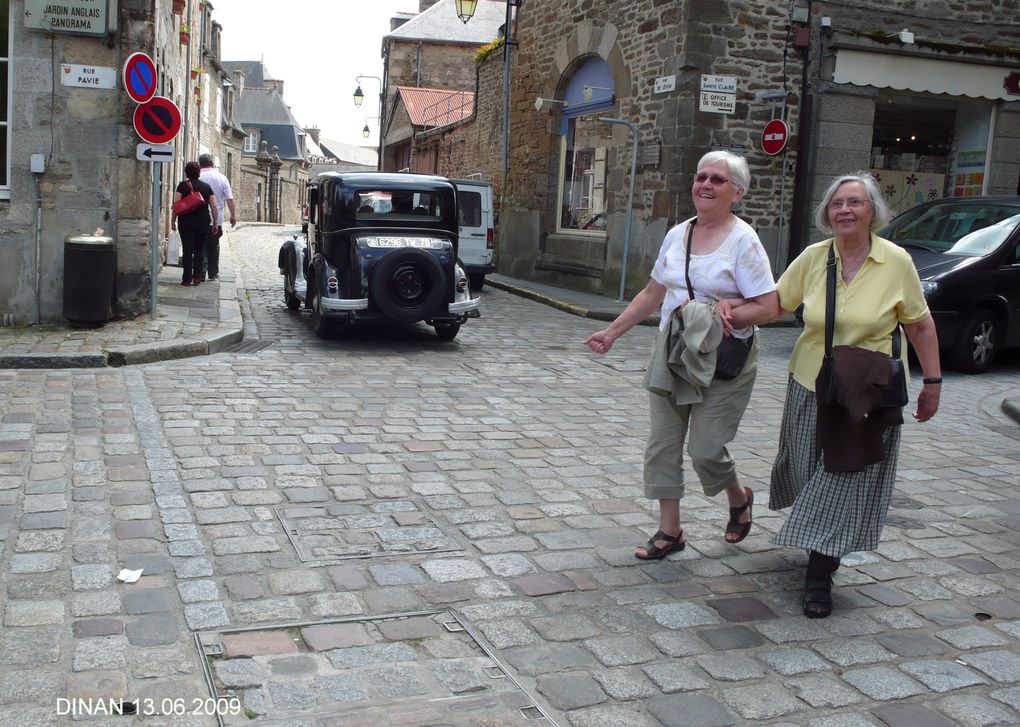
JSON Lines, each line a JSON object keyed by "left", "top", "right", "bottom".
{"left": 198, "top": 153, "right": 237, "bottom": 280}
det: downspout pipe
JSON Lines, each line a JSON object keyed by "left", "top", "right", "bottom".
{"left": 34, "top": 173, "right": 43, "bottom": 324}
{"left": 787, "top": 1, "right": 814, "bottom": 265}
{"left": 596, "top": 116, "right": 639, "bottom": 301}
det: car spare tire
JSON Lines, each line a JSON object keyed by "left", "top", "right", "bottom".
{"left": 370, "top": 249, "right": 447, "bottom": 321}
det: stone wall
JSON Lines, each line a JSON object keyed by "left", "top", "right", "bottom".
{"left": 414, "top": 53, "right": 506, "bottom": 209}
{"left": 385, "top": 40, "right": 484, "bottom": 120}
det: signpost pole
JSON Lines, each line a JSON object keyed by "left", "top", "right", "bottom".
{"left": 150, "top": 161, "right": 161, "bottom": 319}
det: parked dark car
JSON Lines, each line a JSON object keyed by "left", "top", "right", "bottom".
{"left": 878, "top": 196, "right": 1020, "bottom": 373}
{"left": 279, "top": 172, "right": 480, "bottom": 340}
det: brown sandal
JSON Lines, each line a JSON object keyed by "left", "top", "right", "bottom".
{"left": 725, "top": 487, "right": 754, "bottom": 543}
{"left": 636, "top": 529, "right": 686, "bottom": 560}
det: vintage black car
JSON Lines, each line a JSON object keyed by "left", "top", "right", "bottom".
{"left": 280, "top": 172, "right": 480, "bottom": 340}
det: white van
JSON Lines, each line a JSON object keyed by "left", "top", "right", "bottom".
{"left": 450, "top": 178, "right": 495, "bottom": 290}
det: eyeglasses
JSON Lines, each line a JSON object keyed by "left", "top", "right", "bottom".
{"left": 694, "top": 172, "right": 732, "bottom": 186}
{"left": 827, "top": 198, "right": 869, "bottom": 211}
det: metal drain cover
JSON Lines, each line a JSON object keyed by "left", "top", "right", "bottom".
{"left": 276, "top": 499, "right": 462, "bottom": 562}
{"left": 195, "top": 610, "right": 557, "bottom": 726}
{"left": 225, "top": 338, "right": 276, "bottom": 354}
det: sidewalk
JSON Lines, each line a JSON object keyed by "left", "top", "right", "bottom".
{"left": 0, "top": 233, "right": 244, "bottom": 369}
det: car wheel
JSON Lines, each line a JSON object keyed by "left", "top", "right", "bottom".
{"left": 469, "top": 273, "right": 485, "bottom": 291}
{"left": 951, "top": 308, "right": 998, "bottom": 374}
{"left": 434, "top": 323, "right": 460, "bottom": 341}
{"left": 370, "top": 250, "right": 447, "bottom": 322}
{"left": 309, "top": 287, "right": 333, "bottom": 339}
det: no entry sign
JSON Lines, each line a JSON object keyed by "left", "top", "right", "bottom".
{"left": 123, "top": 52, "right": 157, "bottom": 104}
{"left": 133, "top": 97, "right": 181, "bottom": 145}
{"left": 761, "top": 119, "right": 789, "bottom": 156}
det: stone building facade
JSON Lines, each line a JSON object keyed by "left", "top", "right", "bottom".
{"left": 413, "top": 55, "right": 507, "bottom": 209}
{"left": 380, "top": 0, "right": 505, "bottom": 170}
{"left": 431, "top": 0, "right": 1020, "bottom": 299}
{"left": 0, "top": 0, "right": 247, "bottom": 324}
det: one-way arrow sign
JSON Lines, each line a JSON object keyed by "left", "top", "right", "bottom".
{"left": 136, "top": 143, "right": 176, "bottom": 163}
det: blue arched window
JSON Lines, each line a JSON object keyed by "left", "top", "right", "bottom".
{"left": 556, "top": 57, "right": 615, "bottom": 235}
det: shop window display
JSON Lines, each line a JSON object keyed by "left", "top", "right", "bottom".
{"left": 869, "top": 94, "right": 993, "bottom": 215}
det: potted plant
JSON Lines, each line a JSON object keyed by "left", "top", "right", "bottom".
{"left": 191, "top": 66, "right": 202, "bottom": 80}
{"left": 172, "top": 0, "right": 186, "bottom": 14}
{"left": 179, "top": 23, "right": 190, "bottom": 44}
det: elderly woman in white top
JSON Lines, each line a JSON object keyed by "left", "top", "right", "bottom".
{"left": 585, "top": 151, "right": 776, "bottom": 559}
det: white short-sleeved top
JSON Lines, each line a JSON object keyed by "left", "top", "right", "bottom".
{"left": 651, "top": 216, "right": 777, "bottom": 337}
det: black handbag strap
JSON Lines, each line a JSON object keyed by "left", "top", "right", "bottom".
{"left": 824, "top": 243, "right": 836, "bottom": 359}
{"left": 823, "top": 241, "right": 901, "bottom": 360}
{"left": 683, "top": 218, "right": 697, "bottom": 301}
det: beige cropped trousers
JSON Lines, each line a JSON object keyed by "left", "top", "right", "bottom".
{"left": 643, "top": 334, "right": 759, "bottom": 500}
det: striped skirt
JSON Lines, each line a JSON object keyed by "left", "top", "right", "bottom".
{"left": 769, "top": 377, "right": 901, "bottom": 558}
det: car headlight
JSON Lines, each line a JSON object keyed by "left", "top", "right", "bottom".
{"left": 921, "top": 280, "right": 938, "bottom": 297}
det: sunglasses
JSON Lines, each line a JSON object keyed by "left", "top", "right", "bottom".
{"left": 694, "top": 172, "right": 732, "bottom": 186}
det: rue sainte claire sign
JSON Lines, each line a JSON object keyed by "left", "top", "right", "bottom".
{"left": 24, "top": 0, "right": 109, "bottom": 36}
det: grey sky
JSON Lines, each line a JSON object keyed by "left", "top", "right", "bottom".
{"left": 211, "top": 0, "right": 414, "bottom": 148}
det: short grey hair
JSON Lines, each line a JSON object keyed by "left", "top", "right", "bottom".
{"left": 697, "top": 150, "right": 750, "bottom": 193}
{"left": 198, "top": 153, "right": 215, "bottom": 167}
{"left": 813, "top": 172, "right": 892, "bottom": 232}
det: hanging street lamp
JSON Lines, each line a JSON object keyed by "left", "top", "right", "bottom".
{"left": 353, "top": 85, "right": 365, "bottom": 108}
{"left": 454, "top": 0, "right": 479, "bottom": 23}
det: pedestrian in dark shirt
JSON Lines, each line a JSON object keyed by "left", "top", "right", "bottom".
{"left": 171, "top": 161, "right": 218, "bottom": 286}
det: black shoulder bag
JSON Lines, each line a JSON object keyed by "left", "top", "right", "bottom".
{"left": 817, "top": 242, "right": 908, "bottom": 410}
{"left": 684, "top": 220, "right": 753, "bottom": 380}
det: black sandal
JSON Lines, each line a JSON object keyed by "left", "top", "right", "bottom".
{"left": 725, "top": 487, "right": 753, "bottom": 543}
{"left": 803, "top": 576, "right": 834, "bottom": 618}
{"left": 635, "top": 529, "right": 686, "bottom": 560}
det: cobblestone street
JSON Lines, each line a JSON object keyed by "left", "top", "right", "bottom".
{"left": 1, "top": 225, "right": 1019, "bottom": 727}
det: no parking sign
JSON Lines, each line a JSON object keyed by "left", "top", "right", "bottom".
{"left": 123, "top": 52, "right": 157, "bottom": 104}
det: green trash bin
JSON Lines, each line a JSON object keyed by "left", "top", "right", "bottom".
{"left": 63, "top": 234, "right": 116, "bottom": 326}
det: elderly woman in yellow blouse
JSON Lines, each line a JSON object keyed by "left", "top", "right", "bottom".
{"left": 724, "top": 171, "right": 941, "bottom": 619}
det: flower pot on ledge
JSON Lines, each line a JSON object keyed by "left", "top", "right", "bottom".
{"left": 179, "top": 30, "right": 190, "bottom": 44}
{"left": 172, "top": 0, "right": 186, "bottom": 14}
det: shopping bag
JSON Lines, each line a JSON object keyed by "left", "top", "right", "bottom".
{"left": 166, "top": 232, "right": 181, "bottom": 266}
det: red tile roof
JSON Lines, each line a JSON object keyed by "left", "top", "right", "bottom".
{"left": 397, "top": 86, "right": 475, "bottom": 128}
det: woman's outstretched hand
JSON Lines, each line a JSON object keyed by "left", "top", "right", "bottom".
{"left": 584, "top": 329, "right": 617, "bottom": 354}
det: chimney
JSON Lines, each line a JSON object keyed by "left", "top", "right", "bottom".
{"left": 306, "top": 127, "right": 321, "bottom": 144}
{"left": 418, "top": 0, "right": 440, "bottom": 10}
{"left": 390, "top": 12, "right": 415, "bottom": 31}
{"left": 266, "top": 79, "right": 284, "bottom": 95}
{"left": 233, "top": 70, "right": 245, "bottom": 96}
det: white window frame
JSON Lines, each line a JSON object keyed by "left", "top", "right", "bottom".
{"left": 244, "top": 130, "right": 258, "bottom": 153}
{"left": 555, "top": 117, "right": 608, "bottom": 237}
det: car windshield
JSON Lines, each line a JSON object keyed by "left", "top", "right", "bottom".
{"left": 355, "top": 190, "right": 442, "bottom": 220}
{"left": 879, "top": 202, "right": 1020, "bottom": 254}
{"left": 945, "top": 213, "right": 1020, "bottom": 256}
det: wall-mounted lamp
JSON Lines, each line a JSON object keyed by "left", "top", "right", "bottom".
{"left": 352, "top": 75, "right": 382, "bottom": 109}
{"left": 362, "top": 116, "right": 380, "bottom": 138}
{"left": 534, "top": 97, "right": 567, "bottom": 112}
{"left": 890, "top": 28, "right": 914, "bottom": 44}
{"left": 582, "top": 85, "right": 615, "bottom": 102}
